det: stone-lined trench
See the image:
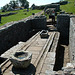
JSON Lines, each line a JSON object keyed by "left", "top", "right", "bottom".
{"left": 54, "top": 38, "right": 70, "bottom": 71}
{"left": 0, "top": 12, "right": 75, "bottom": 74}
{"left": 0, "top": 11, "right": 46, "bottom": 55}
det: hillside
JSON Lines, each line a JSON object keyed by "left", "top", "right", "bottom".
{"left": 60, "top": 0, "right": 75, "bottom": 14}
{"left": 0, "top": 9, "right": 41, "bottom": 26}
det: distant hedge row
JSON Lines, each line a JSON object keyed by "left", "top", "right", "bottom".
{"left": 34, "top": 4, "right": 60, "bottom": 12}
{"left": 32, "top": 1, "right": 68, "bottom": 12}
{"left": 52, "top": 1, "right": 68, "bottom": 5}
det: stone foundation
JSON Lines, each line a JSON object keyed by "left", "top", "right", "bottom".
{"left": 0, "top": 20, "right": 31, "bottom": 55}
{"left": 0, "top": 11, "right": 47, "bottom": 55}
{"left": 31, "top": 16, "right": 47, "bottom": 29}
{"left": 56, "top": 14, "right": 70, "bottom": 39}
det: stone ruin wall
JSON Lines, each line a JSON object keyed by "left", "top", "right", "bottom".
{"left": 57, "top": 14, "right": 70, "bottom": 40}
{"left": 44, "top": 4, "right": 60, "bottom": 12}
{"left": 47, "top": 4, "right": 60, "bottom": 12}
{"left": 69, "top": 16, "right": 75, "bottom": 63}
{"left": 35, "top": 4, "right": 60, "bottom": 12}
{"left": 0, "top": 20, "right": 31, "bottom": 55}
{"left": 1, "top": 12, "right": 17, "bottom": 17}
{"left": 0, "top": 11, "right": 47, "bottom": 55}
{"left": 57, "top": 14, "right": 75, "bottom": 63}
{"left": 31, "top": 16, "right": 47, "bottom": 29}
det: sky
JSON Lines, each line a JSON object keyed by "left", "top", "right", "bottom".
{"left": 0, "top": 0, "right": 60, "bottom": 8}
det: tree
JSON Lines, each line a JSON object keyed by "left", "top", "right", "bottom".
{"left": 2, "top": 4, "right": 9, "bottom": 11}
{"left": 16, "top": 0, "right": 19, "bottom": 7}
{"left": 31, "top": 4, "right": 35, "bottom": 10}
{"left": 1, "top": 0, "right": 19, "bottom": 11}
{"left": 18, "top": 0, "right": 29, "bottom": 8}
{"left": 9, "top": 0, "right": 18, "bottom": 9}
{"left": 1, "top": 0, "right": 29, "bottom": 12}
{"left": 60, "top": 0, "right": 63, "bottom": 2}
{"left": 6, "top": 4, "right": 9, "bottom": 8}
{"left": 2, "top": 6, "right": 6, "bottom": 11}
{"left": 24, "top": 1, "right": 29, "bottom": 9}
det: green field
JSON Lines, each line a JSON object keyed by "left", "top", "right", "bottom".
{"left": 66, "top": 0, "right": 74, "bottom": 1}
{"left": 0, "top": 9, "right": 41, "bottom": 26}
{"left": 60, "top": 0, "right": 75, "bottom": 14}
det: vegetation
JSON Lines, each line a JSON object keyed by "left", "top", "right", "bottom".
{"left": 0, "top": 0, "right": 42, "bottom": 26}
{"left": 1, "top": 0, "right": 75, "bottom": 26}
{"left": 18, "top": 0, "right": 29, "bottom": 8}
{"left": 0, "top": 9, "right": 41, "bottom": 26}
{"left": 60, "top": 0, "right": 75, "bottom": 14}
{"left": 1, "top": 0, "right": 29, "bottom": 11}
{"left": 31, "top": 4, "right": 36, "bottom": 10}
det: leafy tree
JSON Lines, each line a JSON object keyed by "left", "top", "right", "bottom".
{"left": 6, "top": 4, "right": 9, "bottom": 8}
{"left": 9, "top": 0, "right": 18, "bottom": 9}
{"left": 18, "top": 0, "right": 29, "bottom": 8}
{"left": 1, "top": 0, "right": 29, "bottom": 12}
{"left": 24, "top": 1, "right": 29, "bottom": 9}
{"left": 31, "top": 4, "right": 35, "bottom": 10}
{"left": 2, "top": 6, "right": 6, "bottom": 11}
{"left": 15, "top": 0, "right": 19, "bottom": 7}
{"left": 31, "top": 4, "right": 35, "bottom": 7}
{"left": 2, "top": 4, "right": 9, "bottom": 11}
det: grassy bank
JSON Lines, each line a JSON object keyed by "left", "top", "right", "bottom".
{"left": 0, "top": 9, "right": 41, "bottom": 26}
{"left": 60, "top": 0, "right": 75, "bottom": 14}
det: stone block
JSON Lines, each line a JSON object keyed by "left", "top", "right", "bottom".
{"left": 57, "top": 14, "right": 70, "bottom": 39}
{"left": 69, "top": 17, "right": 75, "bottom": 63}
{"left": 31, "top": 15, "right": 47, "bottom": 30}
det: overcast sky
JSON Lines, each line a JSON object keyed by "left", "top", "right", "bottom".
{"left": 0, "top": 0, "right": 60, "bottom": 8}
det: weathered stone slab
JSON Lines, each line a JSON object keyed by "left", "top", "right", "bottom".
{"left": 44, "top": 52, "right": 55, "bottom": 65}
{"left": 45, "top": 70, "right": 55, "bottom": 75}
{"left": 69, "top": 17, "right": 75, "bottom": 63}
{"left": 41, "top": 64, "right": 54, "bottom": 73}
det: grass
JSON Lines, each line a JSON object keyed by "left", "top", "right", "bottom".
{"left": 0, "top": 10, "right": 18, "bottom": 14}
{"left": 60, "top": 0, "right": 75, "bottom": 14}
{"left": 66, "top": 0, "right": 74, "bottom": 1}
{"left": 0, "top": 9, "right": 41, "bottom": 26}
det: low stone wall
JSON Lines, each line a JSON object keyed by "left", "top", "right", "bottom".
{"left": 69, "top": 17, "right": 75, "bottom": 63}
{"left": 31, "top": 16, "right": 47, "bottom": 29}
{"left": 48, "top": 4, "right": 60, "bottom": 12}
{"left": 0, "top": 11, "right": 44, "bottom": 29}
{"left": 1, "top": 12, "right": 17, "bottom": 17}
{"left": 0, "top": 11, "right": 47, "bottom": 55}
{"left": 44, "top": 4, "right": 60, "bottom": 12}
{"left": 0, "top": 20, "right": 31, "bottom": 55}
{"left": 56, "top": 14, "right": 70, "bottom": 40}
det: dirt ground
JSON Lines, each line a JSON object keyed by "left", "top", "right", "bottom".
{"left": 47, "top": 19, "right": 70, "bottom": 71}
{"left": 53, "top": 37, "right": 70, "bottom": 71}
{"left": 63, "top": 44, "right": 70, "bottom": 67}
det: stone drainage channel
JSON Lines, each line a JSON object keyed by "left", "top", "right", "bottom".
{"left": 0, "top": 13, "right": 75, "bottom": 74}
{"left": 0, "top": 29, "right": 71, "bottom": 75}
{"left": 0, "top": 30, "right": 63, "bottom": 75}
{"left": 0, "top": 19, "right": 72, "bottom": 75}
